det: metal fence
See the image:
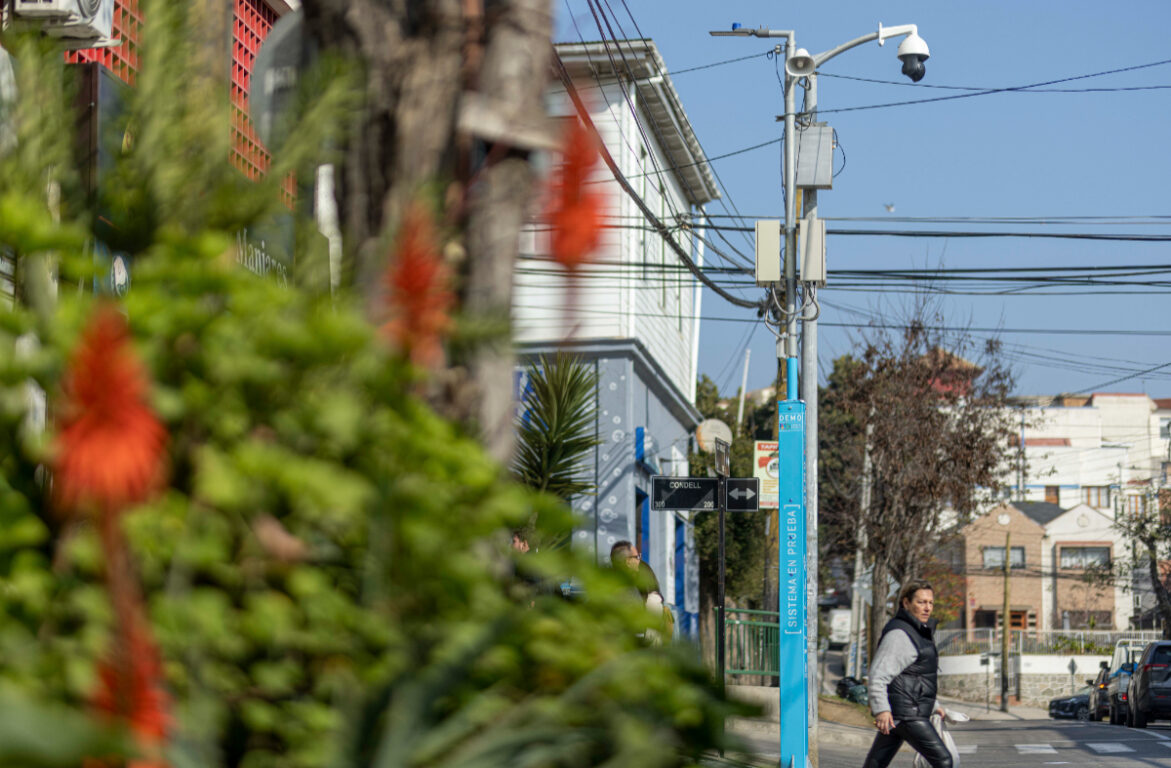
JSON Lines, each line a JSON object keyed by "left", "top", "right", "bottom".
{"left": 718, "top": 615, "right": 1161, "bottom": 677}
{"left": 935, "top": 628, "right": 1163, "bottom": 657}
{"left": 723, "top": 608, "right": 779, "bottom": 676}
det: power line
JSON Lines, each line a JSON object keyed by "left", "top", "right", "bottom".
{"left": 820, "top": 70, "right": 1171, "bottom": 94}
{"left": 513, "top": 302, "right": 1171, "bottom": 337}
{"left": 1076, "top": 361, "right": 1171, "bottom": 396}
{"left": 669, "top": 49, "right": 773, "bottom": 76}
{"left": 552, "top": 50, "right": 765, "bottom": 311}
{"left": 814, "top": 56, "right": 1171, "bottom": 115}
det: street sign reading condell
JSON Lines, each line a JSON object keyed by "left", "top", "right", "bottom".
{"left": 651, "top": 476, "right": 719, "bottom": 512}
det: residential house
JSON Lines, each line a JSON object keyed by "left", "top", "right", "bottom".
{"left": 514, "top": 39, "right": 720, "bottom": 637}
{"left": 1008, "top": 392, "right": 1171, "bottom": 626}
{"left": 1038, "top": 503, "right": 1125, "bottom": 630}
{"left": 960, "top": 503, "right": 1045, "bottom": 633}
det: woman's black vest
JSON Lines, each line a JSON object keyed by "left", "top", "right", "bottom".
{"left": 879, "top": 607, "right": 939, "bottom": 720}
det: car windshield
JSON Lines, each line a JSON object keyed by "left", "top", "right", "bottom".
{"left": 1076, "top": 686, "right": 1093, "bottom": 696}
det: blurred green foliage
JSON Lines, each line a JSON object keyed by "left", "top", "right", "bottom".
{"left": 0, "top": 4, "right": 743, "bottom": 766}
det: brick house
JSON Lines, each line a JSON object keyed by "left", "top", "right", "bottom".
{"left": 961, "top": 503, "right": 1045, "bottom": 632}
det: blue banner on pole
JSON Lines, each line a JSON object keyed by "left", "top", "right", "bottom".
{"left": 777, "top": 400, "right": 807, "bottom": 767}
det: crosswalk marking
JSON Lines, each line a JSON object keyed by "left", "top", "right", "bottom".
{"left": 955, "top": 745, "right": 977, "bottom": 754}
{"left": 1017, "top": 744, "right": 1058, "bottom": 754}
{"left": 1086, "top": 742, "right": 1135, "bottom": 753}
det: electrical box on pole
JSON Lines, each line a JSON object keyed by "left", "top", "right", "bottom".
{"left": 794, "top": 124, "right": 834, "bottom": 189}
{"left": 800, "top": 214, "right": 826, "bottom": 285}
{"left": 754, "top": 219, "right": 781, "bottom": 285}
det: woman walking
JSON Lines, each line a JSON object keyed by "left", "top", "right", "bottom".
{"left": 862, "top": 579, "right": 952, "bottom": 768}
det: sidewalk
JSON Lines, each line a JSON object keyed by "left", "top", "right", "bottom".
{"left": 935, "top": 693, "right": 1049, "bottom": 722}
{"left": 726, "top": 688, "right": 1050, "bottom": 755}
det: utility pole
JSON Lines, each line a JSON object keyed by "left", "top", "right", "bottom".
{"left": 1017, "top": 406, "right": 1026, "bottom": 501}
{"left": 1001, "top": 529, "right": 1011, "bottom": 712}
{"left": 736, "top": 347, "right": 751, "bottom": 436}
{"left": 847, "top": 420, "right": 874, "bottom": 679}
{"left": 801, "top": 72, "right": 821, "bottom": 749}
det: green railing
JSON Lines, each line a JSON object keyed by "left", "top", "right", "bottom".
{"left": 722, "top": 608, "right": 780, "bottom": 676}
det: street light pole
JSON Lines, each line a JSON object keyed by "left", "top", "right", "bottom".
{"left": 711, "top": 22, "right": 929, "bottom": 768}
{"left": 801, "top": 70, "right": 821, "bottom": 758}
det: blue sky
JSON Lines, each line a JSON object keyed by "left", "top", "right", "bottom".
{"left": 555, "top": 1, "right": 1171, "bottom": 398}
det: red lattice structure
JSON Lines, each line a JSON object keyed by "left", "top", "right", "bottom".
{"left": 65, "top": 0, "right": 141, "bottom": 86}
{"left": 67, "top": 0, "right": 282, "bottom": 184}
{"left": 231, "top": 0, "right": 277, "bottom": 181}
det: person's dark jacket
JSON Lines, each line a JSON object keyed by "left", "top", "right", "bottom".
{"left": 872, "top": 606, "right": 939, "bottom": 721}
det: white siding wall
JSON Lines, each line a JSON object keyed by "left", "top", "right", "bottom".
{"left": 513, "top": 81, "right": 700, "bottom": 400}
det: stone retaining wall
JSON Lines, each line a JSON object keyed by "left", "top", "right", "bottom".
{"left": 938, "top": 654, "right": 1107, "bottom": 710}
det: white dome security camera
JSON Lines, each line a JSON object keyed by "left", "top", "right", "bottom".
{"left": 896, "top": 32, "right": 930, "bottom": 82}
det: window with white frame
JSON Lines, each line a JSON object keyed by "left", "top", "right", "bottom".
{"left": 983, "top": 546, "right": 1025, "bottom": 569}
{"left": 1059, "top": 546, "right": 1110, "bottom": 569}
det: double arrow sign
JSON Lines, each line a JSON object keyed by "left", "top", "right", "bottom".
{"left": 650, "top": 476, "right": 760, "bottom": 513}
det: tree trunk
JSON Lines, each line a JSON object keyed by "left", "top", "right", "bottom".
{"left": 302, "top": 0, "right": 553, "bottom": 462}
{"left": 302, "top": 0, "right": 465, "bottom": 298}
{"left": 1141, "top": 534, "right": 1171, "bottom": 639}
{"left": 460, "top": 0, "right": 551, "bottom": 462}
{"left": 869, "top": 556, "right": 890, "bottom": 662}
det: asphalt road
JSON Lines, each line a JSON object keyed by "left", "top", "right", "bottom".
{"left": 813, "top": 718, "right": 1171, "bottom": 768}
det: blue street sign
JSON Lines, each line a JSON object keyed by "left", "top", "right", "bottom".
{"left": 777, "top": 400, "right": 807, "bottom": 767}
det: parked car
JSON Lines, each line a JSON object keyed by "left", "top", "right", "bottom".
{"left": 1087, "top": 663, "right": 1110, "bottom": 721}
{"left": 1107, "top": 639, "right": 1148, "bottom": 725}
{"left": 1126, "top": 641, "right": 1171, "bottom": 728}
{"left": 1049, "top": 685, "right": 1093, "bottom": 720}
{"left": 828, "top": 608, "right": 852, "bottom": 648}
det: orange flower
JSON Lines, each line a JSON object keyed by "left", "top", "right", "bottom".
{"left": 55, "top": 305, "right": 167, "bottom": 513}
{"left": 548, "top": 118, "right": 604, "bottom": 271}
{"left": 88, "top": 616, "right": 171, "bottom": 768}
{"left": 381, "top": 203, "right": 455, "bottom": 368}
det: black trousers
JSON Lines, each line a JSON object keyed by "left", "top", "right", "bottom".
{"left": 861, "top": 718, "right": 953, "bottom": 768}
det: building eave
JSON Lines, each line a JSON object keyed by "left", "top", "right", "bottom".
{"left": 265, "top": 0, "right": 299, "bottom": 16}
{"left": 554, "top": 39, "right": 720, "bottom": 207}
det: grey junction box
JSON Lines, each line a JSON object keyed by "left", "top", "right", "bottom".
{"left": 795, "top": 125, "right": 834, "bottom": 190}
{"left": 755, "top": 219, "right": 780, "bottom": 285}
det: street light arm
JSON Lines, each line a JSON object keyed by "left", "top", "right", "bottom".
{"left": 708, "top": 26, "right": 793, "bottom": 41}
{"left": 811, "top": 22, "right": 919, "bottom": 69}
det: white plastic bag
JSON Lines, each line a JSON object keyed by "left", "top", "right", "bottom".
{"left": 911, "top": 710, "right": 962, "bottom": 768}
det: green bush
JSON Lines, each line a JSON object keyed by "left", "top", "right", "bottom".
{"left": 0, "top": 7, "right": 743, "bottom": 766}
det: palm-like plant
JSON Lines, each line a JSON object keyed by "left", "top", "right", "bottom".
{"left": 513, "top": 354, "right": 600, "bottom": 500}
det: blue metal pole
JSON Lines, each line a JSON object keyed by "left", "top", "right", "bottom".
{"left": 778, "top": 398, "right": 807, "bottom": 767}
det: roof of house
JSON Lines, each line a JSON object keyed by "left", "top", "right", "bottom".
{"left": 1013, "top": 501, "right": 1067, "bottom": 527}
{"left": 555, "top": 39, "right": 721, "bottom": 206}
{"left": 1155, "top": 398, "right": 1171, "bottom": 410}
